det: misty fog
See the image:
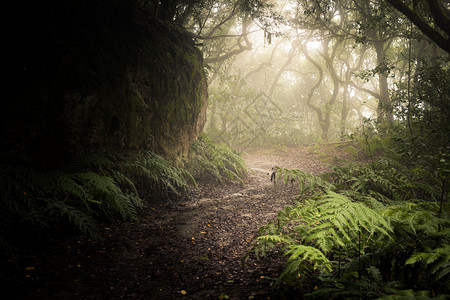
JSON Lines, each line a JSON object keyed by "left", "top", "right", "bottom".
{"left": 187, "top": 0, "right": 430, "bottom": 149}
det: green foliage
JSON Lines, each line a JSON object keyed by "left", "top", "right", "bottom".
{"left": 272, "top": 166, "right": 333, "bottom": 197}
{"left": 405, "top": 245, "right": 450, "bottom": 281}
{"left": 248, "top": 153, "right": 449, "bottom": 298}
{"left": 341, "top": 144, "right": 359, "bottom": 160}
{"left": 0, "top": 150, "right": 195, "bottom": 261}
{"left": 378, "top": 289, "right": 449, "bottom": 300}
{"left": 126, "top": 151, "right": 196, "bottom": 195}
{"left": 249, "top": 191, "right": 392, "bottom": 286}
{"left": 186, "top": 135, "right": 247, "bottom": 182}
{"left": 391, "top": 58, "right": 450, "bottom": 159}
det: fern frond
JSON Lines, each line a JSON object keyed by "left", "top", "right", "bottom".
{"left": 45, "top": 198, "right": 100, "bottom": 240}
{"left": 315, "top": 192, "right": 393, "bottom": 240}
{"left": 109, "top": 170, "right": 139, "bottom": 196}
{"left": 382, "top": 202, "right": 445, "bottom": 235}
{"left": 186, "top": 135, "right": 247, "bottom": 183}
{"left": 54, "top": 172, "right": 95, "bottom": 212}
{"left": 74, "top": 172, "right": 142, "bottom": 220}
{"left": 280, "top": 244, "right": 332, "bottom": 280}
{"left": 68, "top": 152, "right": 116, "bottom": 173}
{"left": 257, "top": 234, "right": 293, "bottom": 244}
{"left": 406, "top": 245, "right": 450, "bottom": 280}
{"left": 127, "top": 151, "right": 195, "bottom": 195}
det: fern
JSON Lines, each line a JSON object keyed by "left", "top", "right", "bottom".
{"left": 44, "top": 198, "right": 100, "bottom": 240}
{"left": 329, "top": 159, "right": 442, "bottom": 204}
{"left": 330, "top": 163, "right": 402, "bottom": 201}
{"left": 283, "top": 244, "right": 332, "bottom": 273}
{"left": 126, "top": 151, "right": 196, "bottom": 195}
{"left": 249, "top": 190, "right": 393, "bottom": 289}
{"left": 68, "top": 152, "right": 117, "bottom": 173}
{"left": 406, "top": 245, "right": 450, "bottom": 281}
{"left": 245, "top": 223, "right": 285, "bottom": 260}
{"left": 314, "top": 192, "right": 393, "bottom": 241}
{"left": 382, "top": 201, "right": 448, "bottom": 235}
{"left": 273, "top": 166, "right": 333, "bottom": 196}
{"left": 306, "top": 267, "right": 393, "bottom": 299}
{"left": 186, "top": 135, "right": 247, "bottom": 182}
{"left": 72, "top": 172, "right": 142, "bottom": 221}
{"left": 0, "top": 151, "right": 146, "bottom": 260}
{"left": 247, "top": 132, "right": 449, "bottom": 297}
{"left": 252, "top": 235, "right": 332, "bottom": 284}
{"left": 109, "top": 169, "right": 140, "bottom": 198}
{"left": 0, "top": 147, "right": 204, "bottom": 267}
{"left": 248, "top": 155, "right": 449, "bottom": 297}
{"left": 257, "top": 234, "right": 293, "bottom": 244}
{"left": 56, "top": 172, "right": 92, "bottom": 202}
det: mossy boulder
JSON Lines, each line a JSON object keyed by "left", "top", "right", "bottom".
{"left": 4, "top": 1, "right": 207, "bottom": 166}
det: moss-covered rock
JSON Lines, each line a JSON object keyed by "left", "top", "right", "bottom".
{"left": 4, "top": 0, "right": 207, "bottom": 166}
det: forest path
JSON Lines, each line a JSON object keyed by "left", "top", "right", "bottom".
{"left": 15, "top": 145, "right": 334, "bottom": 300}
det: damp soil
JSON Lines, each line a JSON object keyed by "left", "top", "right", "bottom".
{"left": 3, "top": 145, "right": 343, "bottom": 299}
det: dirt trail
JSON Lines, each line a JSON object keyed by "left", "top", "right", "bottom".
{"left": 10, "top": 146, "right": 328, "bottom": 300}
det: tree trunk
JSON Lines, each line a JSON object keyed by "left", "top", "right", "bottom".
{"left": 374, "top": 41, "right": 394, "bottom": 126}
{"left": 340, "top": 84, "right": 350, "bottom": 139}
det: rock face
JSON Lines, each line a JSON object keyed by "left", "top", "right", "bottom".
{"left": 128, "top": 22, "right": 208, "bottom": 161}
{"left": 61, "top": 22, "right": 208, "bottom": 162}
{"left": 4, "top": 2, "right": 207, "bottom": 166}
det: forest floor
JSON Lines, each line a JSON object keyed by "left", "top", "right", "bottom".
{"left": 5, "top": 144, "right": 352, "bottom": 299}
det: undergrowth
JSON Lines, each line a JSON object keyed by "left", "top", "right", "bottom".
{"left": 247, "top": 148, "right": 449, "bottom": 299}
{"left": 0, "top": 136, "right": 247, "bottom": 268}
{"left": 186, "top": 135, "right": 247, "bottom": 182}
{"left": 0, "top": 150, "right": 195, "bottom": 263}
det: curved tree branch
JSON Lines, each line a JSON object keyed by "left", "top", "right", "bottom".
{"left": 203, "top": 14, "right": 253, "bottom": 64}
{"left": 426, "top": 0, "right": 450, "bottom": 35}
{"left": 385, "top": 0, "right": 450, "bottom": 53}
{"left": 245, "top": 40, "right": 282, "bottom": 78}
{"left": 268, "top": 46, "right": 297, "bottom": 97}
{"left": 301, "top": 45, "right": 324, "bottom": 123}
